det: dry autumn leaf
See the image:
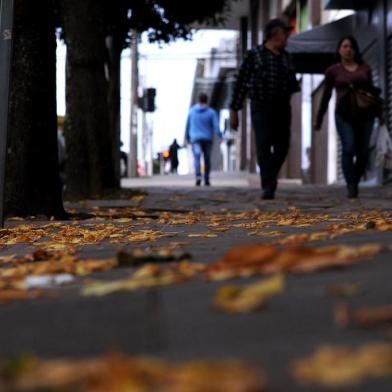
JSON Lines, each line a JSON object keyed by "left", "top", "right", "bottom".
{"left": 188, "top": 233, "right": 218, "bottom": 238}
{"left": 0, "top": 249, "right": 119, "bottom": 305}
{"left": 291, "top": 344, "right": 392, "bottom": 387}
{"left": 83, "top": 261, "right": 202, "bottom": 297}
{"left": 206, "top": 243, "right": 382, "bottom": 280}
{"left": 0, "top": 289, "right": 43, "bottom": 305}
{"left": 248, "top": 230, "right": 285, "bottom": 237}
{"left": 117, "top": 247, "right": 191, "bottom": 266}
{"left": 208, "top": 227, "right": 231, "bottom": 233}
{"left": 335, "top": 303, "right": 392, "bottom": 329}
{"left": 213, "top": 274, "right": 284, "bottom": 314}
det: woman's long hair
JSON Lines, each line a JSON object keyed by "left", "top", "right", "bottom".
{"left": 334, "top": 35, "right": 364, "bottom": 64}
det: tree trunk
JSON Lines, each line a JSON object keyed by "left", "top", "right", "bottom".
{"left": 63, "top": 0, "right": 116, "bottom": 199}
{"left": 5, "top": 0, "right": 66, "bottom": 218}
{"left": 106, "top": 33, "right": 122, "bottom": 186}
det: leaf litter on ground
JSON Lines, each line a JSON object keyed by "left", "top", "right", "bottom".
{"left": 0, "top": 353, "right": 267, "bottom": 392}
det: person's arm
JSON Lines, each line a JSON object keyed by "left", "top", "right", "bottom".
{"left": 229, "top": 51, "right": 253, "bottom": 129}
{"left": 315, "top": 68, "right": 335, "bottom": 130}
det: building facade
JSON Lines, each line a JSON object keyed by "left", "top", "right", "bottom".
{"left": 218, "top": 0, "right": 392, "bottom": 184}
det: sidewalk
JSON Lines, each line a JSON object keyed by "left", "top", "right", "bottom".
{"left": 0, "top": 183, "right": 391, "bottom": 390}
{"left": 121, "top": 171, "right": 302, "bottom": 188}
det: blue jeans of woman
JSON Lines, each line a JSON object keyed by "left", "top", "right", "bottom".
{"left": 335, "top": 113, "right": 373, "bottom": 186}
{"left": 192, "top": 140, "right": 212, "bottom": 182}
{"left": 251, "top": 103, "right": 291, "bottom": 191}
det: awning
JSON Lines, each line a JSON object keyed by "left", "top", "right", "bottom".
{"left": 323, "top": 0, "right": 355, "bottom": 9}
{"left": 323, "top": 0, "right": 367, "bottom": 9}
{"left": 287, "top": 15, "right": 376, "bottom": 73}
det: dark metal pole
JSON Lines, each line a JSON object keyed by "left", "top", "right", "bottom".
{"left": 0, "top": 0, "right": 15, "bottom": 227}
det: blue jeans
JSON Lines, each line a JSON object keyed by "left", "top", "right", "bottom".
{"left": 192, "top": 140, "right": 212, "bottom": 182}
{"left": 335, "top": 113, "right": 373, "bottom": 186}
{"left": 251, "top": 104, "right": 291, "bottom": 190}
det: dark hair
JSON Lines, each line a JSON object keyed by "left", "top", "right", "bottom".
{"left": 198, "top": 93, "right": 208, "bottom": 104}
{"left": 264, "top": 18, "right": 293, "bottom": 41}
{"left": 334, "top": 36, "right": 363, "bottom": 64}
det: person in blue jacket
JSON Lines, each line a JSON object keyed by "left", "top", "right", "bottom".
{"left": 185, "top": 93, "right": 222, "bottom": 186}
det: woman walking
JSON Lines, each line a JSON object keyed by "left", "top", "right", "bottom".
{"left": 315, "top": 36, "right": 379, "bottom": 198}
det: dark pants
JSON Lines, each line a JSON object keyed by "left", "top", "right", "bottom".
{"left": 170, "top": 159, "right": 178, "bottom": 174}
{"left": 192, "top": 140, "right": 212, "bottom": 182}
{"left": 335, "top": 113, "right": 373, "bottom": 186}
{"left": 251, "top": 104, "right": 291, "bottom": 191}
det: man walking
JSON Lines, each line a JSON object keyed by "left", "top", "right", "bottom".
{"left": 230, "top": 18, "right": 300, "bottom": 199}
{"left": 169, "top": 138, "right": 181, "bottom": 174}
{"left": 185, "top": 93, "right": 222, "bottom": 186}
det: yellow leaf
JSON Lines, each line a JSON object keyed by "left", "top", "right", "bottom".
{"left": 131, "top": 195, "right": 145, "bottom": 203}
{"left": 292, "top": 344, "right": 392, "bottom": 387}
{"left": 248, "top": 230, "right": 285, "bottom": 237}
{"left": 114, "top": 218, "right": 132, "bottom": 223}
{"left": 188, "top": 233, "right": 218, "bottom": 238}
{"left": 213, "top": 274, "right": 284, "bottom": 314}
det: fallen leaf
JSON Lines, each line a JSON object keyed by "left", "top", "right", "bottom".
{"left": 213, "top": 274, "right": 284, "bottom": 314}
{"left": 248, "top": 230, "right": 285, "bottom": 237}
{"left": 83, "top": 262, "right": 202, "bottom": 297}
{"left": 117, "top": 247, "right": 191, "bottom": 266}
{"left": 292, "top": 344, "right": 392, "bottom": 387}
{"left": 188, "top": 233, "right": 218, "bottom": 238}
{"left": 0, "top": 289, "right": 43, "bottom": 304}
{"left": 130, "top": 195, "right": 145, "bottom": 203}
{"left": 206, "top": 243, "right": 382, "bottom": 280}
{"left": 325, "top": 284, "right": 363, "bottom": 297}
{"left": 335, "top": 303, "right": 392, "bottom": 328}
{"left": 208, "top": 227, "right": 231, "bottom": 233}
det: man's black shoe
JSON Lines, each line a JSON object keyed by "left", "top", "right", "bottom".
{"left": 347, "top": 184, "right": 358, "bottom": 198}
{"left": 195, "top": 179, "right": 201, "bottom": 186}
{"left": 261, "top": 189, "right": 275, "bottom": 200}
{"left": 205, "top": 180, "right": 210, "bottom": 186}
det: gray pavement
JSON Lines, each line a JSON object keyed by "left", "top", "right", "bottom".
{"left": 1, "top": 176, "right": 392, "bottom": 391}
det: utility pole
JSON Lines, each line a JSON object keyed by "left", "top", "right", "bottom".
{"left": 0, "top": 0, "right": 15, "bottom": 227}
{"left": 128, "top": 30, "right": 139, "bottom": 178}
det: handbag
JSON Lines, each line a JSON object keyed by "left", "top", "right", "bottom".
{"left": 349, "top": 84, "right": 384, "bottom": 119}
{"left": 337, "top": 84, "right": 383, "bottom": 121}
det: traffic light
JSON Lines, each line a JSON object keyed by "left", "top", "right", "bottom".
{"left": 143, "top": 88, "right": 156, "bottom": 112}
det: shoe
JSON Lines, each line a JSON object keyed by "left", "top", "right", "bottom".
{"left": 195, "top": 179, "right": 201, "bottom": 186}
{"left": 261, "top": 189, "right": 275, "bottom": 200}
{"left": 205, "top": 180, "right": 210, "bottom": 186}
{"left": 347, "top": 184, "right": 358, "bottom": 198}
